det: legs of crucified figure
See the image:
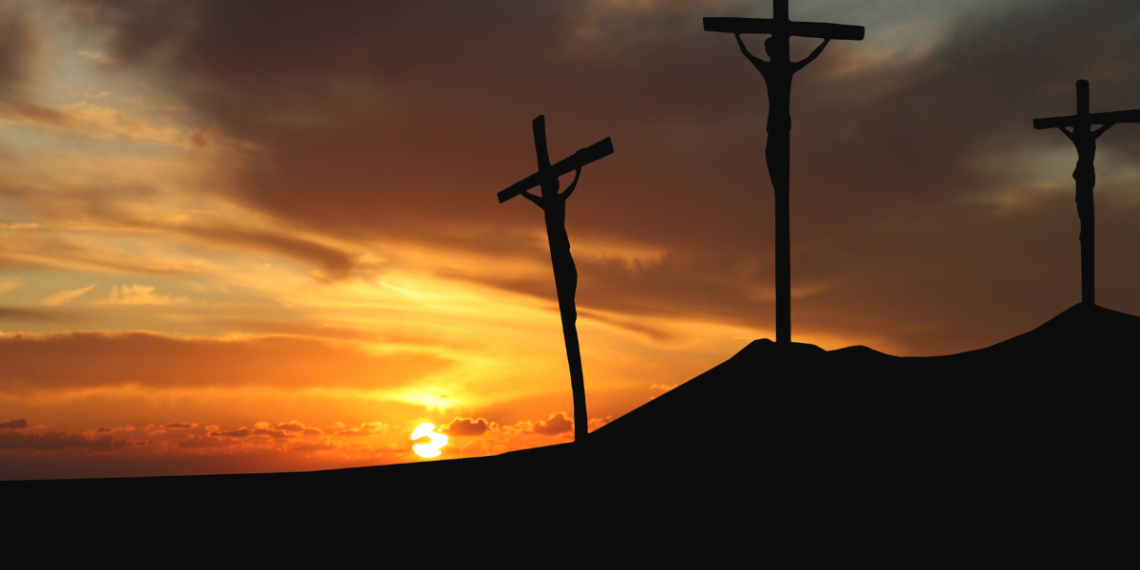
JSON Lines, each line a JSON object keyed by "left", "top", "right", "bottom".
{"left": 1073, "top": 160, "right": 1096, "bottom": 305}
{"left": 1076, "top": 184, "right": 1095, "bottom": 306}
{"left": 552, "top": 248, "right": 588, "bottom": 443}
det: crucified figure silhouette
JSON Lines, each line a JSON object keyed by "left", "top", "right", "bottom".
{"left": 1058, "top": 121, "right": 1112, "bottom": 242}
{"left": 521, "top": 166, "right": 583, "bottom": 330}
{"left": 735, "top": 33, "right": 829, "bottom": 202}
{"left": 705, "top": 2, "right": 863, "bottom": 344}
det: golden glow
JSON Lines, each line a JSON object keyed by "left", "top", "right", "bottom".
{"left": 411, "top": 423, "right": 448, "bottom": 458}
{"left": 6, "top": 0, "right": 1083, "bottom": 482}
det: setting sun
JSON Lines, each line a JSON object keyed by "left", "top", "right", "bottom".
{"left": 411, "top": 424, "right": 449, "bottom": 458}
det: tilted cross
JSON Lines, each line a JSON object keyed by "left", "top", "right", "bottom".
{"left": 705, "top": 0, "right": 863, "bottom": 344}
{"left": 1034, "top": 80, "right": 1140, "bottom": 306}
{"left": 499, "top": 115, "right": 613, "bottom": 443}
{"left": 498, "top": 116, "right": 613, "bottom": 204}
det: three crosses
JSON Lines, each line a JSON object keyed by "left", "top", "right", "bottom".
{"left": 498, "top": 0, "right": 1137, "bottom": 442}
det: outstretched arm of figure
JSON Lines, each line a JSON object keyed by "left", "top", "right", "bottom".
{"left": 561, "top": 167, "right": 582, "bottom": 200}
{"left": 735, "top": 33, "right": 768, "bottom": 70}
{"left": 792, "top": 38, "right": 830, "bottom": 72}
{"left": 521, "top": 190, "right": 544, "bottom": 209}
{"left": 1093, "top": 123, "right": 1115, "bottom": 139}
{"left": 1058, "top": 126, "right": 1076, "bottom": 144}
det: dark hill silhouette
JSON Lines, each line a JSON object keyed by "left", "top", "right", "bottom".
{"left": 13, "top": 304, "right": 1136, "bottom": 547}
{"left": 585, "top": 302, "right": 1136, "bottom": 475}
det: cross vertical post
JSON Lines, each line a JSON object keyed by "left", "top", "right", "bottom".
{"left": 704, "top": 1, "right": 864, "bottom": 344}
{"left": 1076, "top": 80, "right": 1094, "bottom": 306}
{"left": 774, "top": 0, "right": 788, "bottom": 22}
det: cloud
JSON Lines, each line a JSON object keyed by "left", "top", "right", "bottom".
{"left": 443, "top": 417, "right": 495, "bottom": 437}
{"left": 98, "top": 285, "right": 189, "bottom": 306}
{"left": 162, "top": 422, "right": 198, "bottom": 429}
{"left": 0, "top": 331, "right": 451, "bottom": 393}
{"left": 0, "top": 430, "right": 139, "bottom": 451}
{"left": 533, "top": 412, "right": 573, "bottom": 435}
{"left": 78, "top": 50, "right": 116, "bottom": 64}
{"left": 208, "top": 428, "right": 251, "bottom": 438}
{"left": 291, "top": 440, "right": 336, "bottom": 452}
{"left": 274, "top": 421, "right": 306, "bottom": 433}
{"left": 203, "top": 320, "right": 383, "bottom": 342}
{"left": 588, "top": 416, "right": 614, "bottom": 432}
{"left": 500, "top": 420, "right": 535, "bottom": 436}
{"left": 579, "top": 309, "right": 680, "bottom": 344}
{"left": 177, "top": 435, "right": 238, "bottom": 448}
{"left": 0, "top": 307, "right": 64, "bottom": 322}
{"left": 0, "top": 4, "right": 35, "bottom": 101}
{"left": 0, "top": 418, "right": 28, "bottom": 429}
{"left": 44, "top": 0, "right": 1140, "bottom": 360}
{"left": 501, "top": 412, "right": 576, "bottom": 436}
{"left": 335, "top": 422, "right": 388, "bottom": 437}
{"left": 0, "top": 98, "right": 219, "bottom": 147}
{"left": 53, "top": 0, "right": 798, "bottom": 331}
{"left": 251, "top": 428, "right": 293, "bottom": 439}
{"left": 174, "top": 225, "right": 362, "bottom": 281}
{"left": 40, "top": 284, "right": 96, "bottom": 306}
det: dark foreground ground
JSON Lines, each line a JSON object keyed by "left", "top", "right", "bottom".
{"left": 11, "top": 303, "right": 1136, "bottom": 554}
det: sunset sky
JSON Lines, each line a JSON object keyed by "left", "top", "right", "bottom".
{"left": 3, "top": 0, "right": 1139, "bottom": 480}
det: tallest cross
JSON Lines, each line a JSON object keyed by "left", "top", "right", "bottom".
{"left": 705, "top": 0, "right": 863, "bottom": 344}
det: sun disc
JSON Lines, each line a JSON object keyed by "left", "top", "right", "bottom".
{"left": 411, "top": 423, "right": 449, "bottom": 458}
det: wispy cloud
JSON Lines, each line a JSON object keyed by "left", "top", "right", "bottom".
{"left": 0, "top": 100, "right": 219, "bottom": 148}
{"left": 40, "top": 284, "right": 96, "bottom": 306}
{"left": 0, "top": 331, "right": 452, "bottom": 392}
{"left": 335, "top": 422, "right": 388, "bottom": 437}
{"left": 98, "top": 285, "right": 188, "bottom": 306}
{"left": 78, "top": 51, "right": 117, "bottom": 64}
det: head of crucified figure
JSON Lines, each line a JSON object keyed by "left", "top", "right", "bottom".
{"left": 539, "top": 177, "right": 560, "bottom": 200}
{"left": 764, "top": 35, "right": 789, "bottom": 63}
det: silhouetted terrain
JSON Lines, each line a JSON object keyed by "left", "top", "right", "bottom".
{"left": 14, "top": 304, "right": 1136, "bottom": 544}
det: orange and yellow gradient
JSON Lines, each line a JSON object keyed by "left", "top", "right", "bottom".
{"left": 1, "top": 2, "right": 871, "bottom": 479}
{"left": 0, "top": 21, "right": 758, "bottom": 479}
{"left": 4, "top": 1, "right": 1140, "bottom": 479}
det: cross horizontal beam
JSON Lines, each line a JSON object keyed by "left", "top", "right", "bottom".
{"left": 703, "top": 17, "right": 864, "bottom": 41}
{"left": 498, "top": 137, "right": 614, "bottom": 204}
{"left": 1034, "top": 109, "right": 1140, "bottom": 130}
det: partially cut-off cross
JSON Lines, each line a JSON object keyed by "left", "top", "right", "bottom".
{"left": 1034, "top": 80, "right": 1140, "bottom": 306}
{"left": 705, "top": 0, "right": 863, "bottom": 343}
{"left": 498, "top": 115, "right": 613, "bottom": 443}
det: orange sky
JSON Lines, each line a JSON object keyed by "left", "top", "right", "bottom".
{"left": 3, "top": 0, "right": 1140, "bottom": 480}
